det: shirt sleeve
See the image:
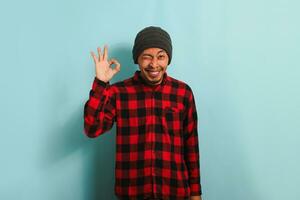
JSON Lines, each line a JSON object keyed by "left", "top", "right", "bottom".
{"left": 183, "top": 86, "right": 202, "bottom": 196}
{"left": 83, "top": 77, "right": 116, "bottom": 138}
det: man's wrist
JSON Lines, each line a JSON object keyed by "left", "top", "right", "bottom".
{"left": 95, "top": 76, "right": 109, "bottom": 83}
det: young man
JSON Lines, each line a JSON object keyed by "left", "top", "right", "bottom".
{"left": 84, "top": 26, "right": 202, "bottom": 200}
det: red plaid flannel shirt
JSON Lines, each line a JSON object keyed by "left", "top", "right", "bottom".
{"left": 84, "top": 71, "right": 202, "bottom": 200}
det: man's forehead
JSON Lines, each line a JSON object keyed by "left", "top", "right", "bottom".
{"left": 141, "top": 48, "right": 167, "bottom": 55}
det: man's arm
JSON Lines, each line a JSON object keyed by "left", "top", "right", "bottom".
{"left": 83, "top": 45, "right": 121, "bottom": 138}
{"left": 83, "top": 77, "right": 116, "bottom": 137}
{"left": 183, "top": 85, "right": 202, "bottom": 198}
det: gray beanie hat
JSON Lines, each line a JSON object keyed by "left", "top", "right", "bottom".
{"left": 132, "top": 26, "right": 172, "bottom": 64}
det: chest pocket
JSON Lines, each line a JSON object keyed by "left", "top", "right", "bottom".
{"left": 162, "top": 106, "right": 184, "bottom": 136}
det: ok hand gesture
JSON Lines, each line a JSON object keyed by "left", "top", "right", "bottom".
{"left": 90, "top": 45, "right": 121, "bottom": 83}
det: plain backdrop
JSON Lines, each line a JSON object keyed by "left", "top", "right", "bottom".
{"left": 0, "top": 0, "right": 299, "bottom": 199}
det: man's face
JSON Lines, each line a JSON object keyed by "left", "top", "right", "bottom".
{"left": 137, "top": 48, "right": 169, "bottom": 86}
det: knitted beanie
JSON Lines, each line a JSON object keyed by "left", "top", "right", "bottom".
{"left": 132, "top": 26, "right": 172, "bottom": 64}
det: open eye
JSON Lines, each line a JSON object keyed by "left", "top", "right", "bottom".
{"left": 158, "top": 55, "right": 166, "bottom": 60}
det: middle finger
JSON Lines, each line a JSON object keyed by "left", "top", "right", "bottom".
{"left": 97, "top": 47, "right": 102, "bottom": 61}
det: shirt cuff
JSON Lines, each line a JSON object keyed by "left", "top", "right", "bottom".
{"left": 91, "top": 77, "right": 110, "bottom": 99}
{"left": 94, "top": 77, "right": 109, "bottom": 87}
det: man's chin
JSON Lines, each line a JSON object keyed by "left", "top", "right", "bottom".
{"left": 140, "top": 71, "right": 163, "bottom": 85}
{"left": 145, "top": 78, "right": 162, "bottom": 85}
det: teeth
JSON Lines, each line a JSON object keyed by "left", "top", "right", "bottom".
{"left": 146, "top": 70, "right": 160, "bottom": 77}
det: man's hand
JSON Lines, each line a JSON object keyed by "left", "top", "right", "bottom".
{"left": 190, "top": 195, "right": 202, "bottom": 200}
{"left": 90, "top": 45, "right": 121, "bottom": 83}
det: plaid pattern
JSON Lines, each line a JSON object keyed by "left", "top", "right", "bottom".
{"left": 84, "top": 70, "right": 201, "bottom": 200}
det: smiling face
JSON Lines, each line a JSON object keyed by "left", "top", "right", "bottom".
{"left": 137, "top": 48, "right": 169, "bottom": 86}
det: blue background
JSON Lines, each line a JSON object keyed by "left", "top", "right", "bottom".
{"left": 1, "top": 0, "right": 299, "bottom": 199}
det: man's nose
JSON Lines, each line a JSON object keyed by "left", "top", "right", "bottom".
{"left": 150, "top": 57, "right": 159, "bottom": 67}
